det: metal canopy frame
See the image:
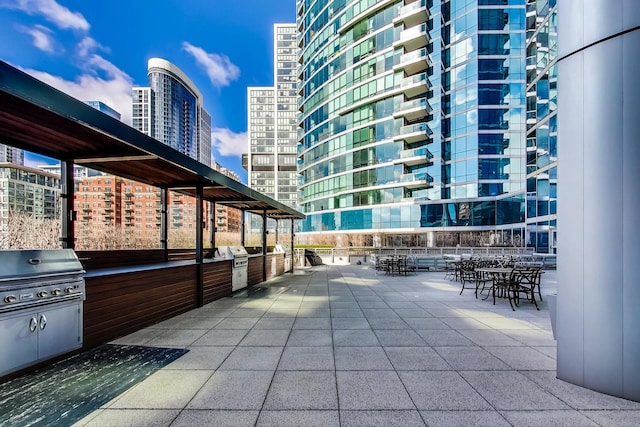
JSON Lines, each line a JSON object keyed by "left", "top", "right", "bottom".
{"left": 0, "top": 61, "right": 305, "bottom": 222}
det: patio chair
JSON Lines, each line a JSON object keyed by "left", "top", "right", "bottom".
{"left": 458, "top": 260, "right": 478, "bottom": 295}
{"left": 510, "top": 262, "right": 543, "bottom": 307}
{"left": 492, "top": 263, "right": 542, "bottom": 310}
{"left": 404, "top": 255, "right": 417, "bottom": 275}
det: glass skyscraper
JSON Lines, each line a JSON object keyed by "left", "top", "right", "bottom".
{"left": 524, "top": 0, "right": 557, "bottom": 253}
{"left": 247, "top": 24, "right": 299, "bottom": 233}
{"left": 132, "top": 58, "right": 212, "bottom": 167}
{"left": 296, "top": 0, "right": 550, "bottom": 248}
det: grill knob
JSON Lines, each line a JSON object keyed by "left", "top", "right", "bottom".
{"left": 4, "top": 295, "right": 17, "bottom": 303}
{"left": 51, "top": 289, "right": 62, "bottom": 296}
{"left": 37, "top": 291, "right": 48, "bottom": 298}
{"left": 64, "top": 287, "right": 74, "bottom": 294}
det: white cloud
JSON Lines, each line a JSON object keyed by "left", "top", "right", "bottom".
{"left": 77, "top": 36, "right": 108, "bottom": 57}
{"left": 3, "top": 0, "right": 90, "bottom": 31}
{"left": 21, "top": 24, "right": 56, "bottom": 53}
{"left": 22, "top": 55, "right": 134, "bottom": 123}
{"left": 211, "top": 128, "right": 247, "bottom": 157}
{"left": 182, "top": 42, "right": 240, "bottom": 87}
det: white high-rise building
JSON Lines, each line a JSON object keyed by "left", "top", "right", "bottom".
{"left": 247, "top": 24, "right": 298, "bottom": 206}
{"left": 0, "top": 145, "right": 23, "bottom": 165}
{"left": 132, "top": 58, "right": 211, "bottom": 166}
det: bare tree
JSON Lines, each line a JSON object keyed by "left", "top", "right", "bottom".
{"left": 0, "top": 211, "right": 61, "bottom": 249}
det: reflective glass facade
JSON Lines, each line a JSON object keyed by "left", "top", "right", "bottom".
{"left": 525, "top": 0, "right": 557, "bottom": 253}
{"left": 133, "top": 59, "right": 211, "bottom": 167}
{"left": 297, "top": 0, "right": 536, "bottom": 244}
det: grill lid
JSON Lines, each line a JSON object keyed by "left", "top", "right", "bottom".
{"left": 0, "top": 249, "right": 84, "bottom": 280}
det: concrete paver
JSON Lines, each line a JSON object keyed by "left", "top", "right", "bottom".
{"left": 71, "top": 266, "right": 640, "bottom": 426}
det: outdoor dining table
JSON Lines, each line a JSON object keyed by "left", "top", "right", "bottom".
{"left": 474, "top": 267, "right": 514, "bottom": 303}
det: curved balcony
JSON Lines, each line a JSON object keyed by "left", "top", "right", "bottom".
{"left": 394, "top": 23, "right": 430, "bottom": 52}
{"left": 400, "top": 171, "right": 434, "bottom": 189}
{"left": 393, "top": 146, "right": 434, "bottom": 167}
{"left": 395, "top": 48, "right": 431, "bottom": 76}
{"left": 399, "top": 72, "right": 431, "bottom": 98}
{"left": 393, "top": 97, "right": 432, "bottom": 121}
{"left": 394, "top": 123, "right": 433, "bottom": 144}
{"left": 393, "top": 0, "right": 429, "bottom": 28}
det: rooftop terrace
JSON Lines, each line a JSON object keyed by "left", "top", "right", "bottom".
{"left": 3, "top": 265, "right": 638, "bottom": 426}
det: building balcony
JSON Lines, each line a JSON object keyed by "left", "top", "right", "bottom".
{"left": 394, "top": 48, "right": 431, "bottom": 76}
{"left": 399, "top": 72, "right": 431, "bottom": 98}
{"left": 394, "top": 123, "right": 433, "bottom": 144}
{"left": 400, "top": 171, "right": 434, "bottom": 189}
{"left": 394, "top": 23, "right": 429, "bottom": 52}
{"left": 393, "top": 146, "right": 434, "bottom": 167}
{"left": 393, "top": 0, "right": 429, "bottom": 28}
{"left": 393, "top": 97, "right": 432, "bottom": 121}
{"left": 297, "top": 1, "right": 304, "bottom": 17}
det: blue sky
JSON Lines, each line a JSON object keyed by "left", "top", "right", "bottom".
{"left": 0, "top": 0, "right": 296, "bottom": 183}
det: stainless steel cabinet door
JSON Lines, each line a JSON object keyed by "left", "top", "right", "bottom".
{"left": 0, "top": 309, "right": 39, "bottom": 376}
{"left": 37, "top": 300, "right": 82, "bottom": 360}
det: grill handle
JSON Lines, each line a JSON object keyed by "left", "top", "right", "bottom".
{"left": 28, "top": 258, "right": 42, "bottom": 265}
{"left": 29, "top": 317, "right": 38, "bottom": 333}
{"left": 39, "top": 314, "right": 47, "bottom": 330}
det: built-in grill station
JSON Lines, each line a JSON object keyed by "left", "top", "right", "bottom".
{"left": 215, "top": 246, "right": 249, "bottom": 291}
{"left": 0, "top": 249, "right": 85, "bottom": 377}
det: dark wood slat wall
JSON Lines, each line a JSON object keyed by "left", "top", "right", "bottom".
{"left": 168, "top": 249, "right": 197, "bottom": 261}
{"left": 83, "top": 253, "right": 286, "bottom": 349}
{"left": 247, "top": 256, "right": 263, "bottom": 286}
{"left": 77, "top": 250, "right": 165, "bottom": 270}
{"left": 83, "top": 265, "right": 198, "bottom": 348}
{"left": 203, "top": 261, "right": 233, "bottom": 304}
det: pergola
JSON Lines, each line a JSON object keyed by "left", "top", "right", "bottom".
{"left": 0, "top": 60, "right": 304, "bottom": 278}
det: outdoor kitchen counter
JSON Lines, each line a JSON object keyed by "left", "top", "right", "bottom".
{"left": 83, "top": 259, "right": 209, "bottom": 278}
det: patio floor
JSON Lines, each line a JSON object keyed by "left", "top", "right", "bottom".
{"left": 70, "top": 265, "right": 640, "bottom": 426}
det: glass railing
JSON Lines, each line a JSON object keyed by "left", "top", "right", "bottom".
{"left": 398, "top": 0, "right": 427, "bottom": 18}
{"left": 400, "top": 146, "right": 434, "bottom": 160}
{"left": 399, "top": 48, "right": 431, "bottom": 67}
{"left": 397, "top": 97, "right": 432, "bottom": 114}
{"left": 400, "top": 23, "right": 428, "bottom": 42}
{"left": 400, "top": 171, "right": 434, "bottom": 184}
{"left": 399, "top": 123, "right": 433, "bottom": 136}
{"left": 400, "top": 72, "right": 432, "bottom": 90}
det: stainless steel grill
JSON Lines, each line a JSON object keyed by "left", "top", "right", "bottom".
{"left": 0, "top": 249, "right": 85, "bottom": 377}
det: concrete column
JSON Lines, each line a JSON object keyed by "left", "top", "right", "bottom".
{"left": 557, "top": 0, "right": 640, "bottom": 401}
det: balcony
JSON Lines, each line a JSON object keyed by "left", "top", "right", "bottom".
{"left": 394, "top": 23, "right": 429, "bottom": 52}
{"left": 400, "top": 171, "right": 434, "bottom": 189}
{"left": 394, "top": 123, "right": 433, "bottom": 144}
{"left": 297, "top": 1, "right": 304, "bottom": 17}
{"left": 393, "top": 97, "right": 432, "bottom": 121}
{"left": 393, "top": 0, "right": 429, "bottom": 28}
{"left": 399, "top": 72, "right": 431, "bottom": 98}
{"left": 394, "top": 48, "right": 431, "bottom": 76}
{"left": 393, "top": 146, "right": 434, "bottom": 167}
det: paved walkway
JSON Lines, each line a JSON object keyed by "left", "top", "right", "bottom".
{"left": 75, "top": 265, "right": 640, "bottom": 426}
